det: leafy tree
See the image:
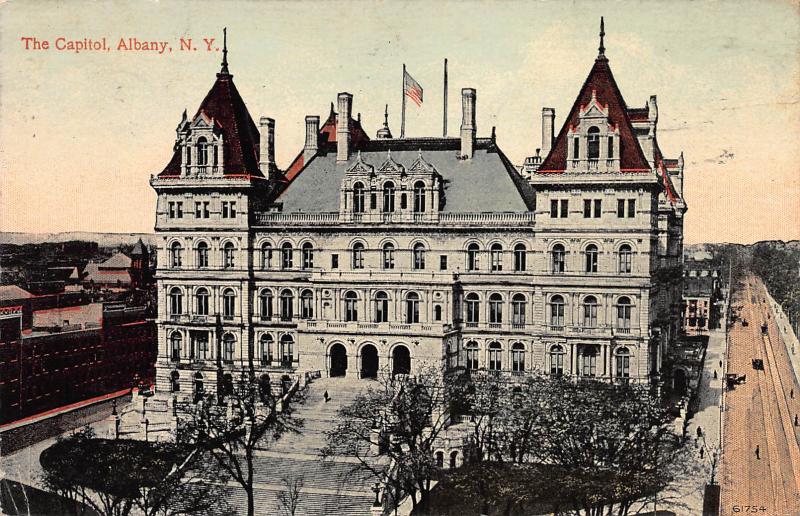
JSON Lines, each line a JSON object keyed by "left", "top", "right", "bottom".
{"left": 322, "top": 365, "right": 453, "bottom": 514}
{"left": 39, "top": 427, "right": 228, "bottom": 516}
{"left": 176, "top": 373, "right": 303, "bottom": 516}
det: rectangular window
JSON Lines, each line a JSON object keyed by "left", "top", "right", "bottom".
{"left": 331, "top": 254, "right": 339, "bottom": 269}
{"left": 440, "top": 255, "right": 448, "bottom": 271}
{"left": 222, "top": 202, "right": 229, "bottom": 218}
{"left": 176, "top": 202, "right": 183, "bottom": 218}
{"left": 203, "top": 202, "right": 210, "bottom": 218}
{"left": 573, "top": 137, "right": 580, "bottom": 159}
{"left": 168, "top": 202, "right": 175, "bottom": 219}
{"left": 400, "top": 193, "right": 407, "bottom": 210}
{"left": 370, "top": 192, "right": 377, "bottom": 210}
{"left": 585, "top": 199, "right": 601, "bottom": 218}
{"left": 607, "top": 136, "right": 614, "bottom": 159}
{"left": 195, "top": 202, "right": 202, "bottom": 218}
{"left": 627, "top": 199, "right": 635, "bottom": 218}
{"left": 594, "top": 199, "right": 602, "bottom": 218}
{"left": 560, "top": 199, "right": 568, "bottom": 218}
{"left": 551, "top": 199, "right": 559, "bottom": 218}
{"left": 583, "top": 199, "right": 591, "bottom": 218}
{"left": 617, "top": 199, "right": 625, "bottom": 218}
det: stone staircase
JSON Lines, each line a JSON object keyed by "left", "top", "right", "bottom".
{"left": 228, "top": 377, "right": 384, "bottom": 516}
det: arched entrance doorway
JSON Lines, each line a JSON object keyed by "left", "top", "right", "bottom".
{"left": 330, "top": 343, "right": 348, "bottom": 377}
{"left": 361, "top": 344, "right": 379, "bottom": 379}
{"left": 392, "top": 345, "right": 411, "bottom": 376}
{"left": 673, "top": 368, "right": 687, "bottom": 395}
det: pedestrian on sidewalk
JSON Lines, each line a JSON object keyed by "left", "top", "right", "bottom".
{"left": 696, "top": 426, "right": 703, "bottom": 439}
{"left": 755, "top": 445, "right": 760, "bottom": 460}
{"left": 324, "top": 390, "right": 330, "bottom": 403}
{"left": 794, "top": 414, "right": 798, "bottom": 427}
{"left": 791, "top": 389, "right": 794, "bottom": 399}
{"left": 719, "top": 360, "right": 723, "bottom": 368}
{"left": 700, "top": 447, "right": 704, "bottom": 459}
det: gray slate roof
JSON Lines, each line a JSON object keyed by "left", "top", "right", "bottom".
{"left": 276, "top": 138, "right": 535, "bottom": 213}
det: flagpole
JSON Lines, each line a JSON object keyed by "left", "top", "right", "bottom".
{"left": 443, "top": 58, "right": 448, "bottom": 137}
{"left": 401, "top": 63, "right": 406, "bottom": 139}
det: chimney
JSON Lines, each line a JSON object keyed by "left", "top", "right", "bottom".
{"left": 304, "top": 115, "right": 319, "bottom": 160}
{"left": 460, "top": 88, "right": 476, "bottom": 159}
{"left": 259, "top": 116, "right": 275, "bottom": 174}
{"left": 541, "top": 108, "right": 555, "bottom": 156}
{"left": 337, "top": 92, "right": 353, "bottom": 161}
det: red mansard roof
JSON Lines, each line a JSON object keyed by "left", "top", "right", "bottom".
{"left": 159, "top": 70, "right": 262, "bottom": 177}
{"left": 538, "top": 56, "right": 651, "bottom": 173}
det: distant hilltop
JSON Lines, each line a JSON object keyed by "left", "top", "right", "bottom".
{"left": 0, "top": 232, "right": 156, "bottom": 247}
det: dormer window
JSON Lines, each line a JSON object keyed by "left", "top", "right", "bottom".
{"left": 383, "top": 182, "right": 395, "bottom": 212}
{"left": 413, "top": 181, "right": 426, "bottom": 212}
{"left": 197, "top": 137, "right": 208, "bottom": 166}
{"left": 587, "top": 127, "right": 600, "bottom": 159}
{"left": 353, "top": 182, "right": 366, "bottom": 213}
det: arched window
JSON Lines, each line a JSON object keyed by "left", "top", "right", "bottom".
{"left": 170, "top": 371, "right": 180, "bottom": 392}
{"left": 169, "top": 287, "right": 183, "bottom": 315}
{"left": 280, "top": 289, "right": 294, "bottom": 321}
{"left": 585, "top": 244, "right": 598, "bottom": 273}
{"left": 223, "top": 242, "right": 235, "bottom": 269}
{"left": 260, "top": 289, "right": 273, "bottom": 320}
{"left": 615, "top": 347, "right": 631, "bottom": 379}
{"left": 406, "top": 292, "right": 420, "bottom": 324}
{"left": 382, "top": 243, "right": 395, "bottom": 270}
{"left": 352, "top": 242, "right": 365, "bottom": 269}
{"left": 490, "top": 243, "right": 503, "bottom": 272}
{"left": 222, "top": 289, "right": 236, "bottom": 320}
{"left": 170, "top": 332, "right": 182, "bottom": 361}
{"left": 511, "top": 342, "right": 525, "bottom": 372}
{"left": 434, "top": 305, "right": 443, "bottom": 321}
{"left": 551, "top": 244, "right": 565, "bottom": 273}
{"left": 511, "top": 294, "right": 526, "bottom": 327}
{"left": 587, "top": 126, "right": 600, "bottom": 160}
{"left": 301, "top": 289, "right": 314, "bottom": 319}
{"left": 196, "top": 242, "right": 209, "bottom": 268}
{"left": 375, "top": 291, "right": 389, "bottom": 323}
{"left": 513, "top": 243, "right": 527, "bottom": 272}
{"left": 435, "top": 451, "right": 444, "bottom": 469}
{"left": 196, "top": 137, "right": 208, "bottom": 166}
{"left": 413, "top": 181, "right": 426, "bottom": 212}
{"left": 582, "top": 295, "right": 599, "bottom": 328}
{"left": 618, "top": 245, "right": 633, "bottom": 274}
{"left": 488, "top": 342, "right": 502, "bottom": 371}
{"left": 617, "top": 297, "right": 632, "bottom": 331}
{"left": 280, "top": 335, "right": 294, "bottom": 365}
{"left": 344, "top": 291, "right": 358, "bottom": 322}
{"left": 465, "top": 341, "right": 479, "bottom": 370}
{"left": 260, "top": 334, "right": 273, "bottom": 363}
{"left": 489, "top": 293, "right": 503, "bottom": 324}
{"left": 353, "top": 182, "right": 365, "bottom": 213}
{"left": 170, "top": 241, "right": 183, "bottom": 268}
{"left": 222, "top": 333, "right": 235, "bottom": 363}
{"left": 281, "top": 242, "right": 293, "bottom": 269}
{"left": 383, "top": 182, "right": 395, "bottom": 212}
{"left": 195, "top": 288, "right": 209, "bottom": 316}
{"left": 467, "top": 243, "right": 480, "bottom": 271}
{"left": 261, "top": 242, "right": 273, "bottom": 269}
{"left": 549, "top": 344, "right": 565, "bottom": 376}
{"left": 549, "top": 295, "right": 565, "bottom": 328}
{"left": 412, "top": 243, "right": 426, "bottom": 270}
{"left": 465, "top": 293, "right": 480, "bottom": 326}
{"left": 301, "top": 243, "right": 314, "bottom": 269}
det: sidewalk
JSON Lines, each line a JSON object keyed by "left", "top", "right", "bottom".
{"left": 664, "top": 322, "right": 727, "bottom": 513}
{"left": 765, "top": 290, "right": 800, "bottom": 388}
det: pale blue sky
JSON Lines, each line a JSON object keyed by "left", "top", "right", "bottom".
{"left": 1, "top": 0, "right": 798, "bottom": 243}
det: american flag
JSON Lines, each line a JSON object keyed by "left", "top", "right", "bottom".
{"left": 404, "top": 69, "right": 423, "bottom": 107}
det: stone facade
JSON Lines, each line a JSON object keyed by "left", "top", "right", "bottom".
{"left": 149, "top": 35, "right": 686, "bottom": 401}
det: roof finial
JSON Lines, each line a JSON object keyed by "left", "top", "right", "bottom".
{"left": 384, "top": 104, "right": 389, "bottom": 126}
{"left": 221, "top": 27, "right": 229, "bottom": 74}
{"left": 598, "top": 17, "right": 606, "bottom": 57}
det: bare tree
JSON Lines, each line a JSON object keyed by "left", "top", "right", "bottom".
{"left": 322, "top": 365, "right": 453, "bottom": 513}
{"left": 276, "top": 474, "right": 304, "bottom": 516}
{"left": 176, "top": 373, "right": 303, "bottom": 516}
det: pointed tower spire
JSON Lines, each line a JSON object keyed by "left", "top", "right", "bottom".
{"left": 377, "top": 104, "right": 393, "bottom": 138}
{"left": 220, "top": 27, "right": 229, "bottom": 74}
{"left": 598, "top": 17, "right": 606, "bottom": 57}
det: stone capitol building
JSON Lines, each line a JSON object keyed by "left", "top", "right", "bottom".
{"left": 149, "top": 26, "right": 686, "bottom": 400}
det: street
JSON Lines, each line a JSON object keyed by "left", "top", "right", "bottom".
{"left": 720, "top": 276, "right": 800, "bottom": 515}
